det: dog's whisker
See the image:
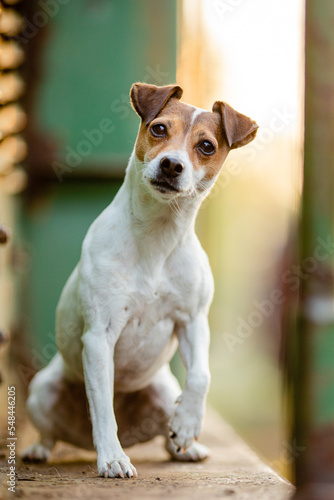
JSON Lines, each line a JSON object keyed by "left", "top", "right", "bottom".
{"left": 174, "top": 199, "right": 185, "bottom": 221}
{"left": 168, "top": 199, "right": 184, "bottom": 222}
{"left": 185, "top": 186, "right": 198, "bottom": 199}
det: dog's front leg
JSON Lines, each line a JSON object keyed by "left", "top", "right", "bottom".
{"left": 170, "top": 313, "right": 211, "bottom": 451}
{"left": 82, "top": 327, "right": 137, "bottom": 479}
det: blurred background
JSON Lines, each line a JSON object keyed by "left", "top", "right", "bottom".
{"left": 0, "top": 0, "right": 305, "bottom": 481}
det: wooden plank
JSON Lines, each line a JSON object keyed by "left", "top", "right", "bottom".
{"left": 0, "top": 408, "right": 294, "bottom": 500}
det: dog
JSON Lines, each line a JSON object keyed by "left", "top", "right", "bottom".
{"left": 22, "top": 83, "right": 258, "bottom": 478}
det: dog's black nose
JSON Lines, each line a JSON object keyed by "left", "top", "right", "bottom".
{"left": 160, "top": 157, "right": 184, "bottom": 178}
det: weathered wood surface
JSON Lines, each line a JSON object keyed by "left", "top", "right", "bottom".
{"left": 1, "top": 409, "right": 294, "bottom": 500}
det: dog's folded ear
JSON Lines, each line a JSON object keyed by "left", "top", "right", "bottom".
{"left": 212, "top": 101, "right": 258, "bottom": 149}
{"left": 130, "top": 83, "right": 183, "bottom": 126}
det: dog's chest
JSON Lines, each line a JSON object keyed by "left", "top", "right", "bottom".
{"left": 113, "top": 269, "right": 192, "bottom": 390}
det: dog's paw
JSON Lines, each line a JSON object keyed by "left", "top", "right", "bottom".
{"left": 169, "top": 406, "right": 202, "bottom": 451}
{"left": 21, "top": 443, "right": 51, "bottom": 463}
{"left": 166, "top": 439, "right": 210, "bottom": 462}
{"left": 98, "top": 455, "right": 137, "bottom": 479}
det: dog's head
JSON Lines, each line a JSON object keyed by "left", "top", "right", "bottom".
{"left": 130, "top": 83, "right": 258, "bottom": 201}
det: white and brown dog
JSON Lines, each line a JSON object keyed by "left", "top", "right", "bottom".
{"left": 22, "top": 83, "right": 258, "bottom": 478}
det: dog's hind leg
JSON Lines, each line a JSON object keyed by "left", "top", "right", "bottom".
{"left": 115, "top": 364, "right": 179, "bottom": 448}
{"left": 116, "top": 364, "right": 210, "bottom": 462}
{"left": 22, "top": 355, "right": 61, "bottom": 462}
{"left": 22, "top": 353, "right": 93, "bottom": 462}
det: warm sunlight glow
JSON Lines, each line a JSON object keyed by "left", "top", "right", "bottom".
{"left": 177, "top": 0, "right": 305, "bottom": 480}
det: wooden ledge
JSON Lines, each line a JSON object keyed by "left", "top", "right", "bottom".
{"left": 1, "top": 408, "right": 295, "bottom": 500}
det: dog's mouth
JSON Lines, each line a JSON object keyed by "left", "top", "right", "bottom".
{"left": 149, "top": 179, "right": 181, "bottom": 194}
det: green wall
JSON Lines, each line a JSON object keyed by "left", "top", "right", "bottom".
{"left": 28, "top": 0, "right": 178, "bottom": 178}
{"left": 23, "top": 0, "right": 178, "bottom": 357}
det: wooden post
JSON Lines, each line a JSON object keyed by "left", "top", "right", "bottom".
{"left": 293, "top": 1, "right": 334, "bottom": 498}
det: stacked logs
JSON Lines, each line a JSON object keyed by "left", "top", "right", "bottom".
{"left": 0, "top": 0, "right": 27, "bottom": 194}
{"left": 0, "top": 0, "right": 28, "bottom": 383}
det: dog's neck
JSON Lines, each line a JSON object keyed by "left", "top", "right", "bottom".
{"left": 120, "top": 152, "right": 204, "bottom": 262}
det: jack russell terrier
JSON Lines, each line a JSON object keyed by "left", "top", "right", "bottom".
{"left": 22, "top": 83, "right": 258, "bottom": 478}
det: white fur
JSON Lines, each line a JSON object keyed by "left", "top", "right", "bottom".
{"left": 22, "top": 102, "right": 222, "bottom": 479}
{"left": 190, "top": 106, "right": 207, "bottom": 123}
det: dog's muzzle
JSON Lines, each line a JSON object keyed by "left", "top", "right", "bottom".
{"left": 149, "top": 156, "right": 185, "bottom": 194}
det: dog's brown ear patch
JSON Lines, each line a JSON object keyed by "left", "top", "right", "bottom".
{"left": 130, "top": 83, "right": 183, "bottom": 125}
{"left": 213, "top": 101, "right": 258, "bottom": 149}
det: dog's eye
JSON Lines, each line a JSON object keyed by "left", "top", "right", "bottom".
{"left": 197, "top": 140, "right": 216, "bottom": 156}
{"left": 150, "top": 124, "right": 167, "bottom": 137}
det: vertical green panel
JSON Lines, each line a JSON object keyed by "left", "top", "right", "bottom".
{"left": 23, "top": 181, "right": 121, "bottom": 354}
{"left": 23, "top": 0, "right": 178, "bottom": 357}
{"left": 293, "top": 0, "right": 334, "bottom": 495}
{"left": 31, "top": 0, "right": 177, "bottom": 174}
